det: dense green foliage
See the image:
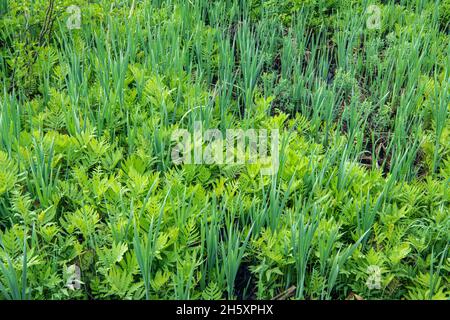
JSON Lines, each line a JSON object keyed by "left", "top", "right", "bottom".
{"left": 0, "top": 0, "right": 449, "bottom": 300}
